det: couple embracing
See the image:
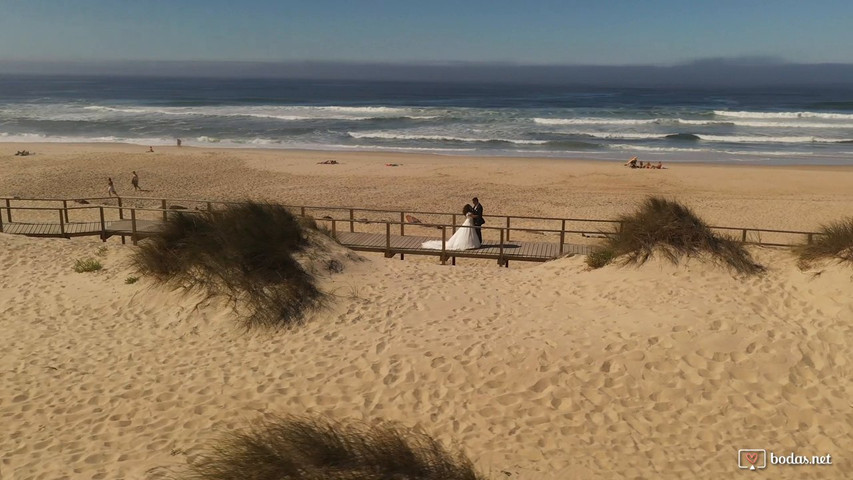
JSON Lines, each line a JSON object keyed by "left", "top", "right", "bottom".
{"left": 422, "top": 197, "right": 485, "bottom": 250}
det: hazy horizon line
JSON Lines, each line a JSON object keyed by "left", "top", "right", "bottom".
{"left": 2, "top": 58, "right": 853, "bottom": 87}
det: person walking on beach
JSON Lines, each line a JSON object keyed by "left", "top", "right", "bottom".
{"left": 472, "top": 197, "right": 485, "bottom": 243}
{"left": 131, "top": 171, "right": 140, "bottom": 191}
{"left": 107, "top": 177, "right": 117, "bottom": 197}
{"left": 176, "top": 138, "right": 182, "bottom": 147}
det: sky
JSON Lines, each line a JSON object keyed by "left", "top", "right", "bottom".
{"left": 1, "top": 0, "right": 852, "bottom": 67}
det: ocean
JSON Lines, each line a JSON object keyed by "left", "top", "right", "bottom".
{"left": 1, "top": 75, "right": 852, "bottom": 165}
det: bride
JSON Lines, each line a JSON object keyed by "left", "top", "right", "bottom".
{"left": 422, "top": 204, "right": 481, "bottom": 250}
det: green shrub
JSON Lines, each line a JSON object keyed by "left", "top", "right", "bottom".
{"left": 796, "top": 217, "right": 853, "bottom": 268}
{"left": 74, "top": 258, "right": 103, "bottom": 273}
{"left": 125, "top": 275, "right": 139, "bottom": 284}
{"left": 587, "top": 196, "right": 763, "bottom": 274}
{"left": 133, "top": 202, "right": 325, "bottom": 329}
{"left": 180, "top": 415, "right": 486, "bottom": 480}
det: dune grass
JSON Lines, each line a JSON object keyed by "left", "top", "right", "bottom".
{"left": 133, "top": 202, "right": 325, "bottom": 329}
{"left": 73, "top": 258, "right": 103, "bottom": 273}
{"left": 586, "top": 196, "right": 764, "bottom": 274}
{"left": 180, "top": 415, "right": 486, "bottom": 480}
{"left": 796, "top": 217, "right": 853, "bottom": 268}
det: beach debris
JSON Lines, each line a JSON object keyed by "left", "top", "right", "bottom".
{"left": 75, "top": 199, "right": 90, "bottom": 204}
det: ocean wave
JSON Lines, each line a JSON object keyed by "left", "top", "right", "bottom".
{"left": 533, "top": 117, "right": 654, "bottom": 126}
{"left": 80, "top": 105, "right": 437, "bottom": 122}
{"left": 535, "top": 116, "right": 853, "bottom": 129}
{"left": 347, "top": 131, "right": 549, "bottom": 145}
{"left": 610, "top": 144, "right": 709, "bottom": 153}
{"left": 676, "top": 118, "right": 853, "bottom": 128}
{"left": 699, "top": 134, "right": 851, "bottom": 144}
{"left": 574, "top": 131, "right": 851, "bottom": 143}
{"left": 714, "top": 110, "right": 853, "bottom": 120}
{"left": 0, "top": 131, "right": 175, "bottom": 145}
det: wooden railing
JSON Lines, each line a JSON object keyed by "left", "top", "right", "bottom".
{"left": 0, "top": 195, "right": 825, "bottom": 250}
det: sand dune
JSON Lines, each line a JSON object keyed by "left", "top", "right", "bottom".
{"left": 2, "top": 145, "right": 852, "bottom": 478}
{"left": 1, "top": 230, "right": 851, "bottom": 479}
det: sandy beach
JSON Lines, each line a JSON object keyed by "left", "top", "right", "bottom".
{"left": 2, "top": 144, "right": 852, "bottom": 479}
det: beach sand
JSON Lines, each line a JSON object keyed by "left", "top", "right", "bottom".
{"left": 1, "top": 144, "right": 852, "bottom": 479}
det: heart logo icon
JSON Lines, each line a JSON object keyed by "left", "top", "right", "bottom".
{"left": 746, "top": 452, "right": 759, "bottom": 464}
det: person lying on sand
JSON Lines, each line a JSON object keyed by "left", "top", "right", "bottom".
{"left": 625, "top": 156, "right": 638, "bottom": 168}
{"left": 317, "top": 160, "right": 339, "bottom": 164}
{"left": 385, "top": 163, "right": 401, "bottom": 167}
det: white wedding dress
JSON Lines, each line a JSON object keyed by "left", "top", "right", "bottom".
{"left": 421, "top": 213, "right": 481, "bottom": 250}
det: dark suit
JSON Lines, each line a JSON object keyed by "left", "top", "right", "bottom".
{"left": 472, "top": 202, "right": 484, "bottom": 243}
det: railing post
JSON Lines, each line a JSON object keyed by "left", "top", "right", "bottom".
{"left": 0, "top": 204, "right": 3, "bottom": 232}
{"left": 131, "top": 208, "right": 138, "bottom": 245}
{"left": 741, "top": 229, "right": 748, "bottom": 243}
{"left": 300, "top": 206, "right": 306, "bottom": 217}
{"left": 807, "top": 233, "right": 813, "bottom": 245}
{"left": 59, "top": 209, "right": 66, "bottom": 237}
{"left": 452, "top": 214, "right": 457, "bottom": 234}
{"left": 99, "top": 206, "right": 106, "bottom": 241}
{"left": 118, "top": 197, "right": 124, "bottom": 220}
{"left": 62, "top": 200, "right": 69, "bottom": 223}
{"left": 331, "top": 219, "right": 337, "bottom": 239}
{"left": 385, "top": 222, "right": 391, "bottom": 257}
{"left": 350, "top": 209, "right": 355, "bottom": 233}
{"left": 161, "top": 199, "right": 167, "bottom": 221}
{"left": 400, "top": 212, "right": 405, "bottom": 236}
{"left": 499, "top": 228, "right": 505, "bottom": 267}
{"left": 5, "top": 198, "right": 11, "bottom": 223}
{"left": 560, "top": 219, "right": 566, "bottom": 255}
{"left": 440, "top": 226, "right": 447, "bottom": 265}
{"left": 506, "top": 217, "right": 511, "bottom": 242}
{"left": 207, "top": 201, "right": 212, "bottom": 212}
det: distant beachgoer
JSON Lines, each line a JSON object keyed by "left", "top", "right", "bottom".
{"left": 148, "top": 146, "right": 154, "bottom": 153}
{"left": 656, "top": 162, "right": 663, "bottom": 169}
{"left": 107, "top": 178, "right": 117, "bottom": 197}
{"left": 176, "top": 138, "right": 182, "bottom": 147}
{"left": 625, "top": 156, "right": 638, "bottom": 168}
{"left": 131, "top": 171, "right": 140, "bottom": 191}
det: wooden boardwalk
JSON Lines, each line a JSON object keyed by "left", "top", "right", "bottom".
{"left": 1, "top": 219, "right": 587, "bottom": 264}
{"left": 1, "top": 220, "right": 162, "bottom": 239}
{"left": 335, "top": 231, "right": 589, "bottom": 263}
{"left": 0, "top": 195, "right": 823, "bottom": 266}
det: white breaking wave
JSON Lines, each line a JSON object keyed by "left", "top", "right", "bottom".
{"left": 0, "top": 131, "right": 175, "bottom": 145}
{"left": 610, "top": 144, "right": 709, "bottom": 153}
{"left": 714, "top": 110, "right": 853, "bottom": 120}
{"left": 347, "top": 131, "right": 549, "bottom": 144}
{"left": 535, "top": 116, "right": 853, "bottom": 129}
{"left": 573, "top": 131, "right": 851, "bottom": 143}
{"left": 698, "top": 134, "right": 850, "bottom": 144}
{"left": 533, "top": 117, "right": 654, "bottom": 126}
{"left": 81, "top": 105, "right": 436, "bottom": 121}
{"left": 676, "top": 118, "right": 853, "bottom": 128}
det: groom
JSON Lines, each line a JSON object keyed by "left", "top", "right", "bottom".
{"left": 472, "top": 197, "right": 485, "bottom": 243}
